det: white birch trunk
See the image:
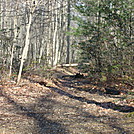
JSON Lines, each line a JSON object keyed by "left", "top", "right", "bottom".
{"left": 53, "top": 2, "right": 60, "bottom": 66}
{"left": 9, "top": 44, "right": 15, "bottom": 77}
{"left": 17, "top": 13, "right": 32, "bottom": 84}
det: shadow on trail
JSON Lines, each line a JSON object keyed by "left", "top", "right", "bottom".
{"left": 56, "top": 78, "right": 123, "bottom": 96}
{"left": 47, "top": 86, "right": 134, "bottom": 113}
{"left": 0, "top": 90, "right": 68, "bottom": 134}
{"left": 1, "top": 86, "right": 132, "bottom": 133}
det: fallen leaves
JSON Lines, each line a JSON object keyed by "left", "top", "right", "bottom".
{"left": 0, "top": 68, "right": 134, "bottom": 134}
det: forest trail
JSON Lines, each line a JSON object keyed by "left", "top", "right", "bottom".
{"left": 0, "top": 67, "right": 134, "bottom": 134}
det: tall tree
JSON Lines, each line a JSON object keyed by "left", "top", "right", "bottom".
{"left": 66, "top": 0, "right": 71, "bottom": 64}
{"left": 72, "top": 0, "right": 134, "bottom": 77}
{"left": 17, "top": 0, "right": 37, "bottom": 83}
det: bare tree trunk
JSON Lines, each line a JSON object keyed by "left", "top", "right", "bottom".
{"left": 9, "top": 44, "right": 15, "bottom": 77}
{"left": 9, "top": 15, "right": 18, "bottom": 77}
{"left": 66, "top": 0, "right": 71, "bottom": 64}
{"left": 17, "top": 13, "right": 32, "bottom": 84}
{"left": 53, "top": 2, "right": 59, "bottom": 66}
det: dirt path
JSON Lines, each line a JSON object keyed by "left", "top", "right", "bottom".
{"left": 0, "top": 70, "right": 134, "bottom": 134}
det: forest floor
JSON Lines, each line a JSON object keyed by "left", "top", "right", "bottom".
{"left": 0, "top": 67, "right": 134, "bottom": 134}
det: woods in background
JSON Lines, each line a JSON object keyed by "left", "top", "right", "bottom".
{"left": 72, "top": 0, "right": 133, "bottom": 79}
{"left": 0, "top": 0, "right": 133, "bottom": 82}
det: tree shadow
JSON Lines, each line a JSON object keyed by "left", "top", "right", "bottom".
{"left": 76, "top": 110, "right": 131, "bottom": 134}
{"left": 54, "top": 77, "right": 130, "bottom": 103}
{"left": 0, "top": 86, "right": 133, "bottom": 134}
{"left": 47, "top": 86, "right": 134, "bottom": 113}
{"left": 45, "top": 86, "right": 133, "bottom": 133}
{"left": 21, "top": 75, "right": 134, "bottom": 113}
{"left": 22, "top": 76, "right": 134, "bottom": 113}
{"left": 10, "top": 75, "right": 133, "bottom": 133}
{"left": 0, "top": 90, "right": 69, "bottom": 134}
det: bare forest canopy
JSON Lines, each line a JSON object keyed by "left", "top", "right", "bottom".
{"left": 0, "top": 0, "right": 133, "bottom": 83}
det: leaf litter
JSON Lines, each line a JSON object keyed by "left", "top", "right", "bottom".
{"left": 0, "top": 68, "right": 134, "bottom": 134}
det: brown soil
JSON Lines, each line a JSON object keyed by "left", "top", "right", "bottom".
{"left": 0, "top": 68, "right": 134, "bottom": 134}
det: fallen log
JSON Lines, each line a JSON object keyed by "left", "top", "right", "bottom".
{"left": 56, "top": 63, "right": 90, "bottom": 67}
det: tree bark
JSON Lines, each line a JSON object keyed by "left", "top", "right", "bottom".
{"left": 17, "top": 13, "right": 32, "bottom": 84}
{"left": 66, "top": 0, "right": 71, "bottom": 64}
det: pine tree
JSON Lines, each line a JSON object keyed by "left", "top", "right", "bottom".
{"left": 72, "top": 0, "right": 133, "bottom": 78}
